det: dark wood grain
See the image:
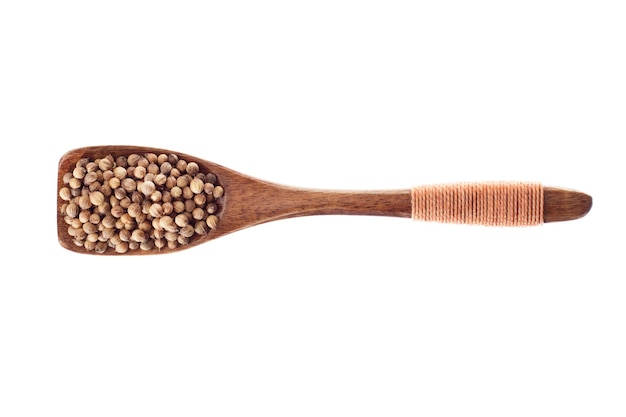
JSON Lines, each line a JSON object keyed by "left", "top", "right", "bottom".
{"left": 543, "top": 187, "right": 592, "bottom": 223}
{"left": 58, "top": 146, "right": 592, "bottom": 255}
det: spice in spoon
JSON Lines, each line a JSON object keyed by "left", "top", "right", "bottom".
{"left": 58, "top": 153, "right": 224, "bottom": 253}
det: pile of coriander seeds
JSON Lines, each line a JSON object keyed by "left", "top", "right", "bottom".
{"left": 58, "top": 152, "right": 224, "bottom": 253}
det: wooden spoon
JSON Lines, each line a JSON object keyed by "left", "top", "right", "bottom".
{"left": 57, "top": 146, "right": 592, "bottom": 255}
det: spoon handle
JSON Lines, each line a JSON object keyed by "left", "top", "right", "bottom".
{"left": 227, "top": 181, "right": 590, "bottom": 228}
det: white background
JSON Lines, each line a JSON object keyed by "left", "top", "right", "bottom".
{"left": 1, "top": 1, "right": 625, "bottom": 416}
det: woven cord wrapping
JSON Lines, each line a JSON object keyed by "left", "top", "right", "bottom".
{"left": 411, "top": 182, "right": 544, "bottom": 226}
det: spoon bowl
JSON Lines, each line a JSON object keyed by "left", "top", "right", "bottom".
{"left": 58, "top": 146, "right": 411, "bottom": 255}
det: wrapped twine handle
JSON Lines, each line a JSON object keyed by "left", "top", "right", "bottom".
{"left": 411, "top": 182, "right": 544, "bottom": 226}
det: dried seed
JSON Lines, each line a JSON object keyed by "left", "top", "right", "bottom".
{"left": 206, "top": 215, "right": 219, "bottom": 229}
{"left": 89, "top": 191, "right": 105, "bottom": 206}
{"left": 59, "top": 187, "right": 72, "bottom": 201}
{"left": 186, "top": 162, "right": 199, "bottom": 175}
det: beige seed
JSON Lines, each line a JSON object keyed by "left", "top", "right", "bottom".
{"left": 140, "top": 240, "right": 155, "bottom": 251}
{"left": 164, "top": 231, "right": 178, "bottom": 242}
{"left": 139, "top": 180, "right": 156, "bottom": 196}
{"left": 167, "top": 240, "right": 178, "bottom": 250}
{"left": 206, "top": 202, "right": 217, "bottom": 214}
{"left": 177, "top": 235, "right": 189, "bottom": 245}
{"left": 213, "top": 186, "right": 224, "bottom": 199}
{"left": 165, "top": 175, "right": 177, "bottom": 189}
{"left": 176, "top": 175, "right": 189, "bottom": 188}
{"left": 148, "top": 163, "right": 159, "bottom": 175}
{"left": 154, "top": 238, "right": 166, "bottom": 249}
{"left": 180, "top": 224, "right": 195, "bottom": 238}
{"left": 73, "top": 166, "right": 86, "bottom": 179}
{"left": 95, "top": 241, "right": 108, "bottom": 253}
{"left": 184, "top": 199, "right": 196, "bottom": 213}
{"left": 193, "top": 193, "right": 206, "bottom": 206}
{"left": 84, "top": 240, "right": 96, "bottom": 251}
{"left": 149, "top": 203, "right": 164, "bottom": 218}
{"left": 102, "top": 170, "right": 114, "bottom": 181}
{"left": 89, "top": 213, "right": 100, "bottom": 224}
{"left": 134, "top": 165, "right": 146, "bottom": 179}
{"left": 170, "top": 186, "right": 182, "bottom": 199}
{"left": 99, "top": 158, "right": 113, "bottom": 171}
{"left": 176, "top": 159, "right": 187, "bottom": 172}
{"left": 150, "top": 190, "right": 162, "bottom": 202}
{"left": 109, "top": 177, "right": 121, "bottom": 189}
{"left": 84, "top": 171, "right": 99, "bottom": 185}
{"left": 101, "top": 228, "right": 115, "bottom": 240}
{"left": 78, "top": 195, "right": 92, "bottom": 210}
{"left": 89, "top": 191, "right": 105, "bottom": 206}
{"left": 63, "top": 172, "right": 73, "bottom": 184}
{"left": 96, "top": 202, "right": 111, "bottom": 216}
{"left": 162, "top": 202, "right": 173, "bottom": 215}
{"left": 109, "top": 233, "right": 122, "bottom": 246}
{"left": 192, "top": 207, "right": 205, "bottom": 220}
{"left": 88, "top": 181, "right": 101, "bottom": 192}
{"left": 83, "top": 222, "right": 98, "bottom": 235}
{"left": 131, "top": 229, "right": 147, "bottom": 243}
{"left": 127, "top": 154, "right": 141, "bottom": 166}
{"left": 115, "top": 242, "right": 129, "bottom": 253}
{"left": 111, "top": 205, "right": 124, "bottom": 218}
{"left": 121, "top": 178, "right": 136, "bottom": 192}
{"left": 119, "top": 229, "right": 131, "bottom": 242}
{"left": 159, "top": 216, "right": 178, "bottom": 233}
{"left": 113, "top": 166, "right": 127, "bottom": 179}
{"left": 182, "top": 186, "right": 194, "bottom": 200}
{"left": 102, "top": 215, "right": 116, "bottom": 228}
{"left": 203, "top": 182, "right": 214, "bottom": 195}
{"left": 128, "top": 203, "right": 142, "bottom": 218}
{"left": 100, "top": 184, "right": 112, "bottom": 197}
{"left": 194, "top": 220, "right": 208, "bottom": 235}
{"left": 154, "top": 173, "right": 167, "bottom": 186}
{"left": 186, "top": 162, "right": 199, "bottom": 175}
{"left": 60, "top": 187, "right": 72, "bottom": 201}
{"left": 120, "top": 213, "right": 134, "bottom": 226}
{"left": 206, "top": 215, "right": 219, "bottom": 229}
{"left": 174, "top": 214, "right": 189, "bottom": 228}
{"left": 114, "top": 188, "right": 126, "bottom": 200}
{"left": 172, "top": 200, "right": 185, "bottom": 213}
{"left": 130, "top": 191, "right": 143, "bottom": 204}
{"left": 86, "top": 162, "right": 98, "bottom": 173}
{"left": 138, "top": 220, "right": 152, "bottom": 232}
{"left": 160, "top": 162, "right": 172, "bottom": 175}
{"left": 79, "top": 210, "right": 91, "bottom": 223}
{"left": 137, "top": 157, "right": 149, "bottom": 168}
{"left": 69, "top": 177, "right": 82, "bottom": 189}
